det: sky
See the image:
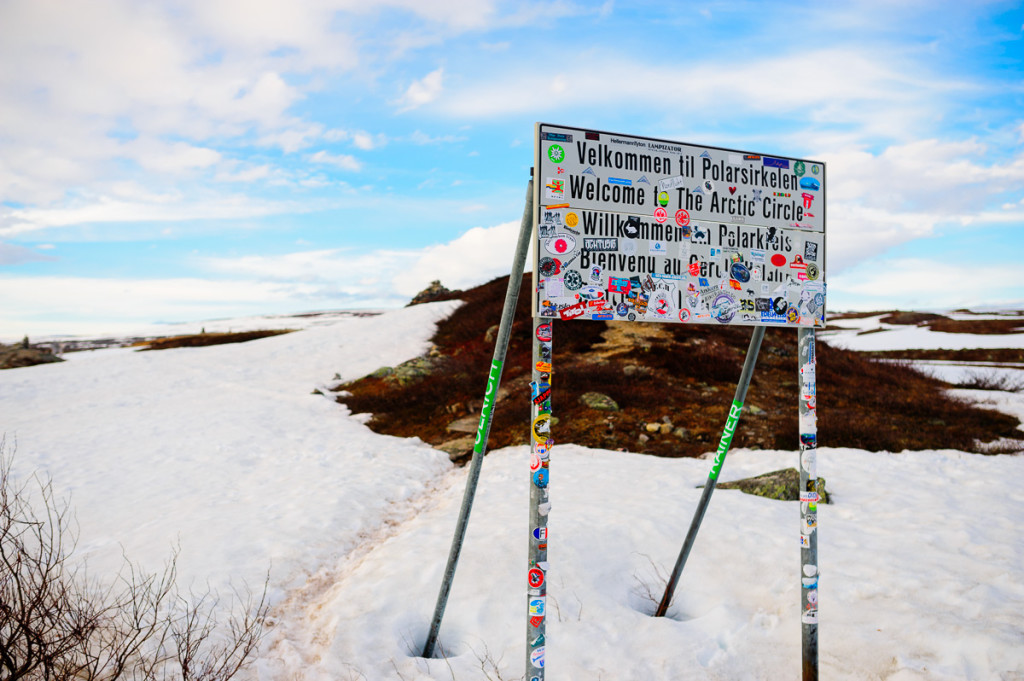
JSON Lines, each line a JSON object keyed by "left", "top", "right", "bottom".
{"left": 1, "top": 0, "right": 1023, "bottom": 339}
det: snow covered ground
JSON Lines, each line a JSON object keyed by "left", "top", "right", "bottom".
{"left": 821, "top": 313, "right": 1024, "bottom": 352}
{"left": 2, "top": 304, "right": 1023, "bottom": 680}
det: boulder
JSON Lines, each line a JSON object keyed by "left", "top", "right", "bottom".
{"left": 713, "top": 467, "right": 829, "bottom": 503}
{"left": 579, "top": 392, "right": 619, "bottom": 411}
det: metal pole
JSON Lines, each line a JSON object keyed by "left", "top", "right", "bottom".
{"left": 654, "top": 325, "right": 766, "bottom": 617}
{"left": 422, "top": 178, "right": 535, "bottom": 658}
{"left": 525, "top": 316, "right": 552, "bottom": 678}
{"left": 798, "top": 327, "right": 819, "bottom": 680}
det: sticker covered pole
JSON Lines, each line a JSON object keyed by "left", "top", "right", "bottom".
{"left": 798, "top": 327, "right": 819, "bottom": 680}
{"left": 525, "top": 317, "right": 552, "bottom": 677}
{"left": 422, "top": 178, "right": 535, "bottom": 659}
{"left": 654, "top": 325, "right": 765, "bottom": 618}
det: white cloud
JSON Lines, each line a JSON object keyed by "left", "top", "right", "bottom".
{"left": 396, "top": 67, "right": 444, "bottom": 112}
{"left": 308, "top": 150, "right": 362, "bottom": 171}
{"left": 828, "top": 257, "right": 1024, "bottom": 311}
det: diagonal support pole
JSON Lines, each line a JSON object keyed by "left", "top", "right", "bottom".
{"left": 654, "top": 325, "right": 766, "bottom": 617}
{"left": 422, "top": 178, "right": 535, "bottom": 658}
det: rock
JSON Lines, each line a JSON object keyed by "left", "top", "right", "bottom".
{"left": 436, "top": 436, "right": 476, "bottom": 464}
{"left": 369, "top": 366, "right": 394, "bottom": 379}
{"left": 447, "top": 415, "right": 480, "bottom": 434}
{"left": 645, "top": 422, "right": 661, "bottom": 433}
{"left": 712, "top": 468, "right": 829, "bottom": 503}
{"left": 0, "top": 344, "right": 64, "bottom": 370}
{"left": 747, "top": 404, "right": 764, "bottom": 415}
{"left": 638, "top": 433, "right": 650, "bottom": 444}
{"left": 408, "top": 280, "right": 453, "bottom": 306}
{"left": 485, "top": 325, "right": 499, "bottom": 343}
{"left": 673, "top": 427, "right": 689, "bottom": 440}
{"left": 659, "top": 423, "right": 673, "bottom": 435}
{"left": 579, "top": 392, "right": 619, "bottom": 411}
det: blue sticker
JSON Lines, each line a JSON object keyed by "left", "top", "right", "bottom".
{"left": 533, "top": 469, "right": 549, "bottom": 488}
{"left": 592, "top": 312, "right": 614, "bottom": 320}
{"left": 800, "top": 177, "right": 821, "bottom": 191}
{"left": 763, "top": 157, "right": 790, "bottom": 169}
{"left": 608, "top": 177, "right": 632, "bottom": 186}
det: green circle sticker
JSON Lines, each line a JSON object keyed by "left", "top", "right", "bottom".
{"left": 811, "top": 164, "right": 820, "bottom": 175}
{"left": 794, "top": 161, "right": 806, "bottom": 177}
{"left": 658, "top": 191, "right": 670, "bottom": 207}
{"left": 547, "top": 144, "right": 565, "bottom": 163}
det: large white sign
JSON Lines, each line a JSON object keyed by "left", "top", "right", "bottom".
{"left": 533, "top": 123, "right": 826, "bottom": 327}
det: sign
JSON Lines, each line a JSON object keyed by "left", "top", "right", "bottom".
{"left": 534, "top": 123, "right": 827, "bottom": 328}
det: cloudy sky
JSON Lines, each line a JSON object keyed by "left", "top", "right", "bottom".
{"left": 1, "top": 0, "right": 1022, "bottom": 338}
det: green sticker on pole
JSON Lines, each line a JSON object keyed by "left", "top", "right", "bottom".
{"left": 474, "top": 359, "right": 504, "bottom": 454}
{"left": 709, "top": 399, "right": 743, "bottom": 480}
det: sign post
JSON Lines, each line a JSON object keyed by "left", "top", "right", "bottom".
{"left": 798, "top": 328, "right": 819, "bottom": 680}
{"left": 531, "top": 123, "right": 827, "bottom": 676}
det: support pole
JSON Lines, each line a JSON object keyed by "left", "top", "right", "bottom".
{"left": 525, "top": 316, "right": 552, "bottom": 677}
{"left": 798, "top": 328, "right": 819, "bottom": 680}
{"left": 422, "top": 179, "right": 535, "bottom": 658}
{"left": 654, "top": 325, "right": 766, "bottom": 618}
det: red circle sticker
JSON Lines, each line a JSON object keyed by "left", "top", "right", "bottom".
{"left": 653, "top": 207, "right": 668, "bottom": 223}
{"left": 553, "top": 238, "right": 569, "bottom": 253}
{"left": 530, "top": 453, "right": 541, "bottom": 471}
{"left": 679, "top": 308, "right": 691, "bottom": 322}
{"left": 528, "top": 568, "right": 545, "bottom": 588}
{"left": 675, "top": 209, "right": 690, "bottom": 226}
{"left": 771, "top": 253, "right": 787, "bottom": 267}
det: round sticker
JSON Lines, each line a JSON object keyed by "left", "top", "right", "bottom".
{"left": 712, "top": 293, "right": 736, "bottom": 324}
{"left": 532, "top": 468, "right": 549, "bottom": 488}
{"left": 770, "top": 253, "right": 787, "bottom": 267}
{"left": 565, "top": 211, "right": 579, "bottom": 228}
{"left": 703, "top": 179, "right": 714, "bottom": 193}
{"left": 530, "top": 647, "right": 545, "bottom": 669}
{"left": 806, "top": 263, "right": 819, "bottom": 280}
{"left": 533, "top": 526, "right": 547, "bottom": 540}
{"left": 536, "top": 323, "right": 552, "bottom": 341}
{"left": 528, "top": 568, "right": 545, "bottom": 589}
{"left": 675, "top": 209, "right": 690, "bottom": 227}
{"left": 530, "top": 453, "right": 541, "bottom": 471}
{"left": 539, "top": 257, "right": 560, "bottom": 277}
{"left": 773, "top": 297, "right": 788, "bottom": 315}
{"left": 649, "top": 291, "right": 674, "bottom": 319}
{"left": 679, "top": 308, "right": 691, "bottom": 322}
{"left": 657, "top": 191, "right": 670, "bottom": 207}
{"left": 547, "top": 145, "right": 565, "bottom": 163}
{"left": 730, "top": 262, "right": 750, "bottom": 283}
{"left": 653, "top": 207, "right": 668, "bottom": 223}
{"left": 616, "top": 302, "right": 628, "bottom": 317}
{"left": 564, "top": 270, "right": 583, "bottom": 290}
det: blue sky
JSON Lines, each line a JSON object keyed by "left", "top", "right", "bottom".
{"left": 1, "top": 0, "right": 1023, "bottom": 338}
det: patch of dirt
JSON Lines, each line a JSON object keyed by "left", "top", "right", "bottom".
{"left": 335, "top": 275, "right": 1022, "bottom": 459}
{"left": 135, "top": 329, "right": 295, "bottom": 351}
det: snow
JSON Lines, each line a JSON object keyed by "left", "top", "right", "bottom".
{"left": 2, "top": 303, "right": 1023, "bottom": 680}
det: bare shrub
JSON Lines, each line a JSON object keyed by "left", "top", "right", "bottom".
{"left": 954, "top": 369, "right": 1024, "bottom": 393}
{"left": 0, "top": 437, "right": 268, "bottom": 680}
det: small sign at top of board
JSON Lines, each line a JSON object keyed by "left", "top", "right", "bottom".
{"left": 533, "top": 123, "right": 827, "bottom": 328}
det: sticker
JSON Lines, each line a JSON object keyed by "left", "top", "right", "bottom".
{"left": 530, "top": 647, "right": 545, "bottom": 669}
{"left": 804, "top": 241, "right": 819, "bottom": 262}
{"left": 679, "top": 308, "right": 691, "bottom": 322}
{"left": 802, "top": 577, "right": 818, "bottom": 589}
{"left": 609, "top": 276, "right": 630, "bottom": 294}
{"left": 675, "top": 209, "right": 690, "bottom": 227}
{"left": 539, "top": 257, "right": 560, "bottom": 277}
{"left": 532, "top": 468, "right": 549, "bottom": 488}
{"left": 547, "top": 145, "right": 565, "bottom": 163}
{"left": 794, "top": 161, "right": 806, "bottom": 177}
{"left": 763, "top": 157, "right": 790, "bottom": 169}
{"left": 770, "top": 253, "right": 787, "bottom": 267}
{"left": 537, "top": 502, "right": 551, "bottom": 516}
{"left": 529, "top": 615, "right": 544, "bottom": 628}
{"left": 528, "top": 568, "right": 545, "bottom": 588}
{"left": 806, "top": 263, "right": 819, "bottom": 280}
{"left": 800, "top": 491, "right": 819, "bottom": 503}
{"left": 802, "top": 609, "right": 818, "bottom": 624}
{"left": 588, "top": 265, "right": 602, "bottom": 283}
{"left": 730, "top": 263, "right": 750, "bottom": 283}
{"left": 532, "top": 414, "right": 551, "bottom": 443}
{"left": 658, "top": 175, "right": 687, "bottom": 191}
{"left": 800, "top": 535, "right": 811, "bottom": 548}
{"left": 702, "top": 179, "right": 715, "bottom": 193}
{"left": 535, "top": 361, "right": 552, "bottom": 374}
{"left": 564, "top": 270, "right": 583, "bottom": 291}
{"left": 530, "top": 453, "right": 541, "bottom": 471}
{"left": 565, "top": 211, "right": 579, "bottom": 228}
{"left": 529, "top": 598, "right": 545, "bottom": 616}
{"left": 533, "top": 527, "right": 548, "bottom": 541}
{"left": 536, "top": 323, "right": 552, "bottom": 341}
{"left": 544, "top": 177, "right": 565, "bottom": 200}
{"left": 803, "top": 564, "right": 818, "bottom": 577}
{"left": 545, "top": 234, "right": 577, "bottom": 255}
{"left": 653, "top": 207, "right": 668, "bottom": 223}
{"left": 657, "top": 191, "right": 670, "bottom": 207}
{"left": 648, "top": 290, "right": 675, "bottom": 319}
{"left": 649, "top": 241, "right": 667, "bottom": 254}
{"left": 584, "top": 237, "right": 618, "bottom": 252}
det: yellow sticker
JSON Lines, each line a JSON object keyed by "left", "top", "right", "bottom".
{"left": 565, "top": 211, "right": 579, "bottom": 228}
{"left": 532, "top": 413, "right": 551, "bottom": 443}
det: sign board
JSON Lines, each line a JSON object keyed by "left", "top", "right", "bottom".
{"left": 533, "top": 123, "right": 827, "bottom": 327}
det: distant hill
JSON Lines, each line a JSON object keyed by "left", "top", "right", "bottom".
{"left": 336, "top": 275, "right": 1022, "bottom": 460}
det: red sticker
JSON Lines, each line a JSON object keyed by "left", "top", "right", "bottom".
{"left": 770, "top": 254, "right": 787, "bottom": 267}
{"left": 530, "top": 615, "right": 544, "bottom": 627}
{"left": 679, "top": 308, "right": 691, "bottom": 322}
{"left": 653, "top": 207, "right": 668, "bottom": 223}
{"left": 729, "top": 186, "right": 737, "bottom": 194}
{"left": 528, "top": 568, "right": 545, "bottom": 588}
{"left": 689, "top": 262, "right": 701, "bottom": 276}
{"left": 675, "top": 209, "right": 690, "bottom": 226}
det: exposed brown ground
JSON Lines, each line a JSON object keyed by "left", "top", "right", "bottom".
{"left": 336, "top": 276, "right": 1022, "bottom": 458}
